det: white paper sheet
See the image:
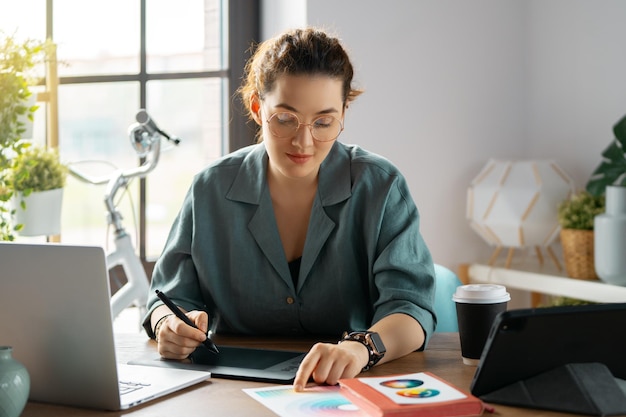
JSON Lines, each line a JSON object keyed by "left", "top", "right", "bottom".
{"left": 243, "top": 384, "right": 368, "bottom": 416}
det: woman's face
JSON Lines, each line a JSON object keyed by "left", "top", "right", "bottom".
{"left": 252, "top": 74, "right": 344, "bottom": 183}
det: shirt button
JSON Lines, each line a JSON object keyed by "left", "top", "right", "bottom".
{"left": 286, "top": 297, "right": 295, "bottom": 304}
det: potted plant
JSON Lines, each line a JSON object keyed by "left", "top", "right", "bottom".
{"left": 557, "top": 190, "right": 605, "bottom": 280}
{"left": 0, "top": 31, "right": 46, "bottom": 240}
{"left": 586, "top": 114, "right": 626, "bottom": 285}
{"left": 6, "top": 142, "right": 68, "bottom": 236}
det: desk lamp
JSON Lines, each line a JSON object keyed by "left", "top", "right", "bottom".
{"left": 467, "top": 159, "right": 575, "bottom": 269}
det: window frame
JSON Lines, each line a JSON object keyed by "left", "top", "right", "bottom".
{"left": 44, "top": 0, "right": 258, "bottom": 265}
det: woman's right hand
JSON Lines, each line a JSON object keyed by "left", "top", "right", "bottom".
{"left": 153, "top": 308, "right": 209, "bottom": 360}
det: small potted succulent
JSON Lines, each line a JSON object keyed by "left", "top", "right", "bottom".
{"left": 557, "top": 190, "right": 605, "bottom": 280}
{"left": 6, "top": 142, "right": 68, "bottom": 236}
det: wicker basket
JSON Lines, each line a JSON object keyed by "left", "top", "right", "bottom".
{"left": 560, "top": 229, "right": 598, "bottom": 280}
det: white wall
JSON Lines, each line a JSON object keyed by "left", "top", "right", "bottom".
{"left": 526, "top": 0, "right": 626, "bottom": 186}
{"left": 261, "top": 0, "right": 307, "bottom": 39}
{"left": 261, "top": 0, "right": 626, "bottom": 274}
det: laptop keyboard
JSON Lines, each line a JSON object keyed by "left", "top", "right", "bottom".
{"left": 119, "top": 380, "right": 151, "bottom": 395}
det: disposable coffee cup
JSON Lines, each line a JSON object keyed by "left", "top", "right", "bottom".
{"left": 452, "top": 284, "right": 510, "bottom": 366}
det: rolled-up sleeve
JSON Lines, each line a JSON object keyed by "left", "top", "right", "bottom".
{"left": 369, "top": 173, "right": 436, "bottom": 346}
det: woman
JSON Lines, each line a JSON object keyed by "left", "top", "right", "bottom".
{"left": 143, "top": 27, "right": 436, "bottom": 391}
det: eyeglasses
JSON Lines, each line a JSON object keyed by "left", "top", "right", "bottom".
{"left": 266, "top": 112, "right": 344, "bottom": 142}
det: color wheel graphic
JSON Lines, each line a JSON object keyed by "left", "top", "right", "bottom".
{"left": 397, "top": 387, "right": 441, "bottom": 398}
{"left": 248, "top": 386, "right": 366, "bottom": 416}
{"left": 286, "top": 396, "right": 361, "bottom": 415}
{"left": 380, "top": 378, "right": 424, "bottom": 389}
{"left": 378, "top": 377, "right": 441, "bottom": 400}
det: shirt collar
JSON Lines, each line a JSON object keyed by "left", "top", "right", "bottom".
{"left": 226, "top": 142, "right": 352, "bottom": 206}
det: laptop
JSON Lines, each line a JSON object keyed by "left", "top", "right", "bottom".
{"left": 0, "top": 242, "right": 211, "bottom": 410}
{"left": 470, "top": 302, "right": 626, "bottom": 397}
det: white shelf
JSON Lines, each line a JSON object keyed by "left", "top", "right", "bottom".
{"left": 468, "top": 263, "right": 626, "bottom": 303}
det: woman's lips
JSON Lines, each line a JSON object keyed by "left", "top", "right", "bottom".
{"left": 287, "top": 153, "right": 312, "bottom": 164}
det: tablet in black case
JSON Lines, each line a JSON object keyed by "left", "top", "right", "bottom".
{"left": 471, "top": 302, "right": 626, "bottom": 399}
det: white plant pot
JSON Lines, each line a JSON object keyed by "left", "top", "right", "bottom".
{"left": 12, "top": 188, "right": 64, "bottom": 236}
{"left": 594, "top": 185, "right": 626, "bottom": 285}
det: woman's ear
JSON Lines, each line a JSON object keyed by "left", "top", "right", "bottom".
{"left": 250, "top": 94, "right": 262, "bottom": 125}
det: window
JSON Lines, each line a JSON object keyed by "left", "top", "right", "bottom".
{"left": 1, "top": 0, "right": 258, "bottom": 261}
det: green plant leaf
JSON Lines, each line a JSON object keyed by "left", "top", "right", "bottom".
{"left": 6, "top": 144, "right": 68, "bottom": 192}
{"left": 615, "top": 112, "right": 626, "bottom": 140}
{"left": 586, "top": 114, "right": 626, "bottom": 196}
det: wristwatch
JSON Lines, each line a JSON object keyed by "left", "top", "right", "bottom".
{"left": 340, "top": 331, "right": 386, "bottom": 371}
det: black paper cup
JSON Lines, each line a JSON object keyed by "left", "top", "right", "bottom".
{"left": 453, "top": 284, "right": 510, "bottom": 365}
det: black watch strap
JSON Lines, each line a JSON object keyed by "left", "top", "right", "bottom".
{"left": 340, "top": 331, "right": 386, "bottom": 371}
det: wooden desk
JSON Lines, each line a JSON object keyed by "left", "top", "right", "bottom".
{"left": 22, "top": 333, "right": 574, "bottom": 417}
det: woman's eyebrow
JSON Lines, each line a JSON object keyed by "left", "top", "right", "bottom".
{"left": 274, "top": 103, "right": 340, "bottom": 115}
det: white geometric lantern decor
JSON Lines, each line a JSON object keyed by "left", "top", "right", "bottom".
{"left": 467, "top": 159, "right": 576, "bottom": 268}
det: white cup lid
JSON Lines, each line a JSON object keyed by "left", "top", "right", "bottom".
{"left": 452, "top": 284, "right": 510, "bottom": 304}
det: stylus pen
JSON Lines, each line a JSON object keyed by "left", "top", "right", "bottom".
{"left": 155, "top": 289, "right": 219, "bottom": 354}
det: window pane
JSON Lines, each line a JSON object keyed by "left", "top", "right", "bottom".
{"left": 7, "top": 1, "right": 231, "bottom": 264}
{"left": 147, "top": 0, "right": 223, "bottom": 73}
{"left": 53, "top": 0, "right": 140, "bottom": 76}
{"left": 58, "top": 83, "right": 141, "bottom": 250}
{"left": 145, "top": 78, "right": 224, "bottom": 258}
{"left": 0, "top": 1, "right": 46, "bottom": 40}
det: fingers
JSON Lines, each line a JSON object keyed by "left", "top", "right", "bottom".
{"left": 156, "top": 311, "right": 209, "bottom": 359}
{"left": 157, "top": 330, "right": 199, "bottom": 360}
{"left": 293, "top": 342, "right": 366, "bottom": 392}
{"left": 187, "top": 310, "right": 209, "bottom": 335}
{"left": 293, "top": 344, "right": 322, "bottom": 391}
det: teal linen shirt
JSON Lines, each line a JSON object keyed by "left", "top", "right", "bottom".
{"left": 143, "top": 142, "right": 436, "bottom": 344}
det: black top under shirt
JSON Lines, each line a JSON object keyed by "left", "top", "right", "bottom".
{"left": 288, "top": 257, "right": 302, "bottom": 287}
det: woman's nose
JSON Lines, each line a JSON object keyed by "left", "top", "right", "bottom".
{"left": 292, "top": 123, "right": 315, "bottom": 147}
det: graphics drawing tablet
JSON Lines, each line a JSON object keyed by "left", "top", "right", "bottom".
{"left": 130, "top": 345, "right": 305, "bottom": 384}
{"left": 470, "top": 302, "right": 626, "bottom": 397}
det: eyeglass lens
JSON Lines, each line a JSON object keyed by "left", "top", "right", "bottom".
{"left": 268, "top": 112, "right": 342, "bottom": 142}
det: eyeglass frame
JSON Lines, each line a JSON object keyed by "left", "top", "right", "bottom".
{"left": 265, "top": 111, "right": 345, "bottom": 142}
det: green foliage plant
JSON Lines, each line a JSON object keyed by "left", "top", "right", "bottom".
{"left": 0, "top": 31, "right": 46, "bottom": 240}
{"left": 7, "top": 142, "right": 68, "bottom": 196}
{"left": 0, "top": 32, "right": 44, "bottom": 162}
{"left": 0, "top": 185, "right": 19, "bottom": 240}
{"left": 557, "top": 190, "right": 605, "bottom": 230}
{"left": 586, "top": 114, "right": 626, "bottom": 196}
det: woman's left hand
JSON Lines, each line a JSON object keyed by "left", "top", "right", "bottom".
{"left": 292, "top": 340, "right": 369, "bottom": 391}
